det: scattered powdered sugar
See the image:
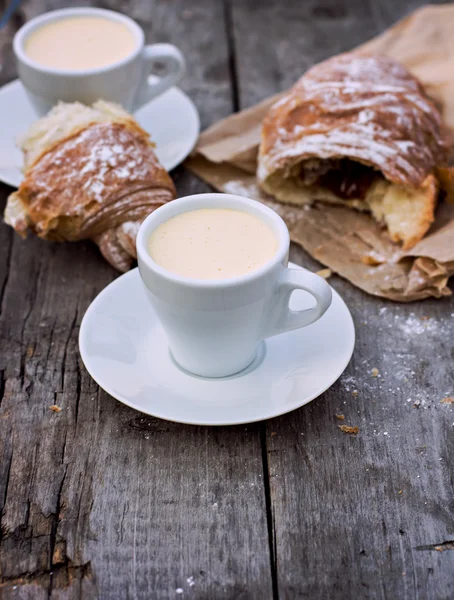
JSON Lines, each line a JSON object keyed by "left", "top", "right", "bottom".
{"left": 370, "top": 309, "right": 445, "bottom": 338}
{"left": 174, "top": 576, "right": 196, "bottom": 594}
{"left": 223, "top": 179, "right": 260, "bottom": 199}
{"left": 340, "top": 374, "right": 358, "bottom": 393}
{"left": 334, "top": 303, "right": 452, "bottom": 441}
{"left": 394, "top": 313, "right": 440, "bottom": 336}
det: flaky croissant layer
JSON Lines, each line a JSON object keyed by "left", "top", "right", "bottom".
{"left": 258, "top": 53, "right": 454, "bottom": 249}
{"left": 5, "top": 101, "right": 176, "bottom": 271}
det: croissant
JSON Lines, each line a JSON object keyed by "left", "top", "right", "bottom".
{"left": 4, "top": 101, "right": 176, "bottom": 271}
{"left": 258, "top": 53, "right": 453, "bottom": 249}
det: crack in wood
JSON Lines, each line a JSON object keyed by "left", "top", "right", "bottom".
{"left": 60, "top": 306, "right": 78, "bottom": 396}
{"left": 48, "top": 465, "right": 68, "bottom": 598}
{"left": 19, "top": 260, "right": 43, "bottom": 387}
{"left": 416, "top": 541, "right": 454, "bottom": 552}
{"left": 116, "top": 501, "right": 130, "bottom": 547}
{"left": 72, "top": 452, "right": 96, "bottom": 551}
{"left": 0, "top": 450, "right": 13, "bottom": 540}
{"left": 60, "top": 429, "right": 68, "bottom": 466}
{"left": 41, "top": 318, "right": 57, "bottom": 379}
{"left": 0, "top": 559, "right": 92, "bottom": 589}
{"left": 0, "top": 232, "right": 13, "bottom": 319}
{"left": 23, "top": 499, "right": 30, "bottom": 531}
{"left": 222, "top": 0, "right": 240, "bottom": 112}
{"left": 0, "top": 369, "right": 4, "bottom": 411}
{"left": 260, "top": 425, "right": 279, "bottom": 600}
{"left": 74, "top": 355, "right": 82, "bottom": 428}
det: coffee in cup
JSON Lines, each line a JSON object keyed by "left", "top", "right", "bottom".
{"left": 147, "top": 208, "right": 278, "bottom": 280}
{"left": 24, "top": 16, "right": 136, "bottom": 71}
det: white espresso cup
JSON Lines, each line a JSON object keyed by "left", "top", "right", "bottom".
{"left": 137, "top": 194, "right": 332, "bottom": 378}
{"left": 13, "top": 7, "right": 185, "bottom": 116}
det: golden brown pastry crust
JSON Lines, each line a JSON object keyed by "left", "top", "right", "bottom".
{"left": 259, "top": 53, "right": 449, "bottom": 187}
{"left": 257, "top": 53, "right": 453, "bottom": 248}
{"left": 5, "top": 102, "right": 176, "bottom": 271}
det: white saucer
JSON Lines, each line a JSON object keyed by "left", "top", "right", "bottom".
{"left": 0, "top": 79, "right": 200, "bottom": 188}
{"left": 79, "top": 264, "right": 355, "bottom": 426}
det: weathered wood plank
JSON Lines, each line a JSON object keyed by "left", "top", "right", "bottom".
{"left": 0, "top": 0, "right": 273, "bottom": 598}
{"left": 230, "top": 0, "right": 446, "bottom": 107}
{"left": 230, "top": 0, "right": 454, "bottom": 598}
{"left": 2, "top": 0, "right": 454, "bottom": 598}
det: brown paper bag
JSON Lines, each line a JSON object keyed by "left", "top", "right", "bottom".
{"left": 186, "top": 4, "right": 454, "bottom": 301}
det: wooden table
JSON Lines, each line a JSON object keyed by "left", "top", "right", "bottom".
{"left": 1, "top": 1, "right": 453, "bottom": 598}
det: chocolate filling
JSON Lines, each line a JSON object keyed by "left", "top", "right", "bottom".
{"left": 300, "top": 159, "right": 378, "bottom": 200}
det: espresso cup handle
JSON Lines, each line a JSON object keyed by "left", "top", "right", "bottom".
{"left": 265, "top": 268, "right": 332, "bottom": 338}
{"left": 134, "top": 44, "right": 185, "bottom": 109}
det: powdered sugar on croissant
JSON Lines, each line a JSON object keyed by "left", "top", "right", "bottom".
{"left": 5, "top": 101, "right": 176, "bottom": 271}
{"left": 258, "top": 53, "right": 453, "bottom": 249}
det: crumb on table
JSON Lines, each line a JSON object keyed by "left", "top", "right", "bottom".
{"left": 316, "top": 268, "right": 332, "bottom": 279}
{"left": 338, "top": 425, "right": 359, "bottom": 434}
{"left": 49, "top": 405, "right": 62, "bottom": 412}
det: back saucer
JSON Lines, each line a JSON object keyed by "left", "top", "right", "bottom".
{"left": 0, "top": 79, "right": 200, "bottom": 188}
{"left": 79, "top": 264, "right": 355, "bottom": 426}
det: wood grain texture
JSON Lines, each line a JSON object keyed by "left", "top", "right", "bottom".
{"left": 230, "top": 0, "right": 454, "bottom": 598}
{"left": 1, "top": 0, "right": 454, "bottom": 598}
{"left": 229, "top": 0, "right": 447, "bottom": 107}
{"left": 0, "top": 1, "right": 273, "bottom": 598}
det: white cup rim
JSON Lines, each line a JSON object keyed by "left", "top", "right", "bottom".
{"left": 136, "top": 193, "right": 290, "bottom": 289}
{"left": 13, "top": 7, "right": 144, "bottom": 76}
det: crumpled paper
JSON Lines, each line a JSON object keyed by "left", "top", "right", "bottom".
{"left": 186, "top": 4, "right": 454, "bottom": 301}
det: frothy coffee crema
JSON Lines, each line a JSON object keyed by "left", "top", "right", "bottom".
{"left": 148, "top": 209, "right": 278, "bottom": 280}
{"left": 24, "top": 17, "right": 136, "bottom": 70}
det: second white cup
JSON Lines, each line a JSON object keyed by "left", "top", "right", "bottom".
{"left": 13, "top": 7, "right": 185, "bottom": 116}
